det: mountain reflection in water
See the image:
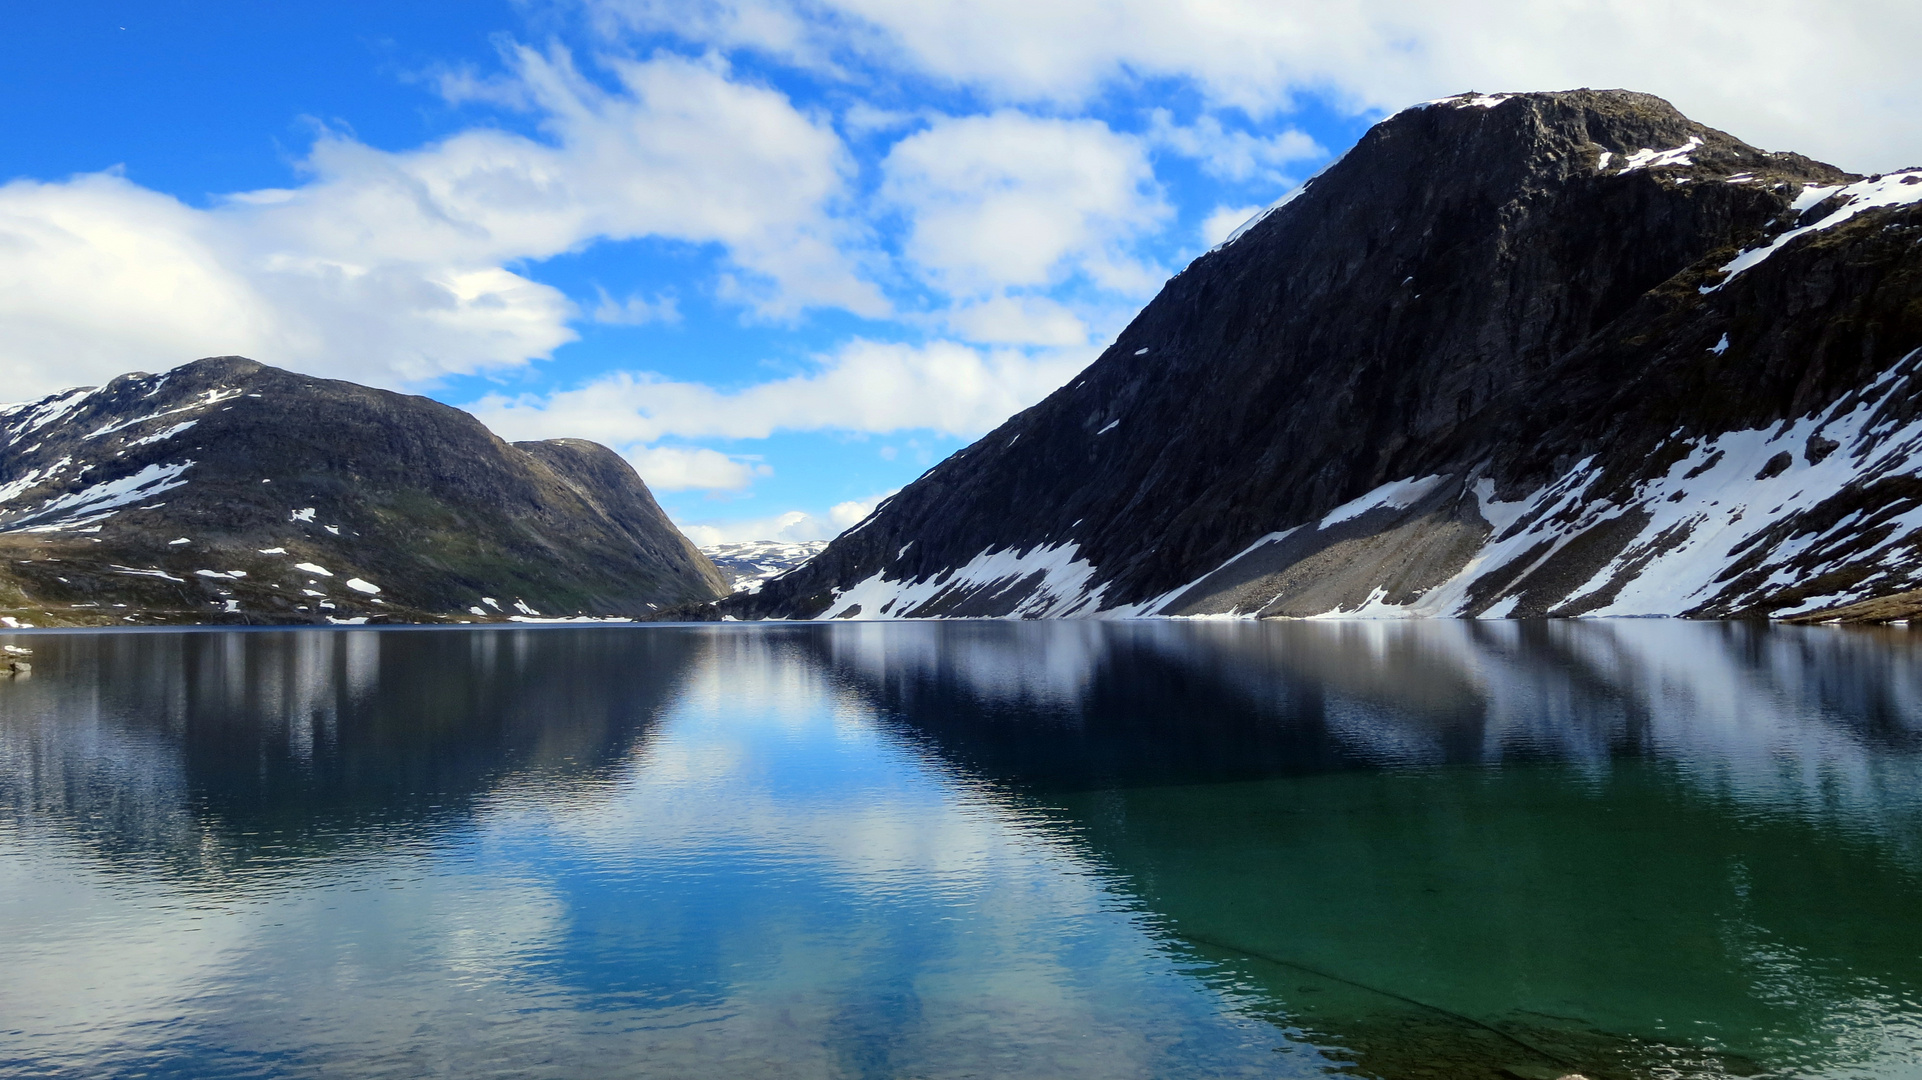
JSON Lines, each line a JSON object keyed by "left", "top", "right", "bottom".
{"left": 2, "top": 621, "right": 1919, "bottom": 1080}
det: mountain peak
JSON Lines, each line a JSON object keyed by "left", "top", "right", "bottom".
{"left": 1226, "top": 88, "right": 1851, "bottom": 259}
{"left": 1397, "top": 89, "right": 1745, "bottom": 160}
{"left": 733, "top": 90, "right": 1922, "bottom": 623}
{"left": 0, "top": 357, "right": 726, "bottom": 625}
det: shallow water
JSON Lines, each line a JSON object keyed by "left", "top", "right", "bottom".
{"left": 1, "top": 620, "right": 1920, "bottom": 1079}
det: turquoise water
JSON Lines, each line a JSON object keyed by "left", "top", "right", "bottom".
{"left": 1, "top": 621, "right": 1920, "bottom": 1078}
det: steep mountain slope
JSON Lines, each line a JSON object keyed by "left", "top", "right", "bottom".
{"left": 735, "top": 90, "right": 1922, "bottom": 622}
{"left": 0, "top": 357, "right": 727, "bottom": 625}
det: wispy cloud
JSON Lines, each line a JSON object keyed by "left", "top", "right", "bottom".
{"left": 591, "top": 288, "right": 681, "bottom": 326}
{"left": 0, "top": 46, "right": 877, "bottom": 397}
{"left": 579, "top": 0, "right": 1922, "bottom": 172}
{"left": 9, "top": 0, "right": 1920, "bottom": 539}
{"left": 627, "top": 445, "right": 771, "bottom": 491}
{"left": 1146, "top": 110, "right": 1321, "bottom": 184}
{"left": 677, "top": 492, "right": 894, "bottom": 546}
{"left": 469, "top": 337, "right": 1093, "bottom": 445}
{"left": 1200, "top": 203, "right": 1265, "bottom": 247}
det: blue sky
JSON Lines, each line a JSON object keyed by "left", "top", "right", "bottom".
{"left": 2, "top": 1, "right": 1916, "bottom": 544}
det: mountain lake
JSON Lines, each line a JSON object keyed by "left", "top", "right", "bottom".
{"left": 2, "top": 620, "right": 1920, "bottom": 1079}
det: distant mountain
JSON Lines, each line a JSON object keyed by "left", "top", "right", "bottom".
{"left": 0, "top": 356, "right": 727, "bottom": 625}
{"left": 702, "top": 540, "right": 829, "bottom": 593}
{"left": 734, "top": 90, "right": 1922, "bottom": 623}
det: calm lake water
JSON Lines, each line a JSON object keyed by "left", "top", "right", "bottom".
{"left": 2, "top": 621, "right": 1921, "bottom": 1079}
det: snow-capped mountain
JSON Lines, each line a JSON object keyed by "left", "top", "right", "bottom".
{"left": 702, "top": 540, "right": 829, "bottom": 593}
{"left": 0, "top": 356, "right": 727, "bottom": 625}
{"left": 733, "top": 90, "right": 1922, "bottom": 623}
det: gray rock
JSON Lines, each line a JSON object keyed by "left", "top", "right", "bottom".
{"left": 733, "top": 90, "right": 1922, "bottom": 622}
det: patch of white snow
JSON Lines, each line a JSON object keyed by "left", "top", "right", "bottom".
{"left": 3, "top": 461, "right": 194, "bottom": 532}
{"left": 1318, "top": 475, "right": 1447, "bottom": 527}
{"left": 1617, "top": 136, "right": 1703, "bottom": 172}
{"left": 1704, "top": 171, "right": 1922, "bottom": 291}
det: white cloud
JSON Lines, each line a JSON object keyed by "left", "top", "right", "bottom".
{"left": 939, "top": 295, "right": 1088, "bottom": 347}
{"left": 469, "top": 337, "right": 1092, "bottom": 446}
{"left": 678, "top": 515, "right": 796, "bottom": 547}
{"left": 0, "top": 171, "right": 578, "bottom": 395}
{"left": 591, "top": 288, "right": 680, "bottom": 325}
{"left": 584, "top": 0, "right": 1922, "bottom": 172}
{"left": 879, "top": 111, "right": 1170, "bottom": 298}
{"left": 1147, "top": 111, "right": 1322, "bottom": 184}
{"left": 0, "top": 46, "right": 877, "bottom": 398}
{"left": 678, "top": 495, "right": 892, "bottom": 546}
{"left": 626, "top": 445, "right": 771, "bottom": 490}
{"left": 1200, "top": 204, "right": 1265, "bottom": 248}
{"left": 266, "top": 47, "right": 878, "bottom": 314}
{"left": 840, "top": 103, "right": 920, "bottom": 135}
{"left": 830, "top": 495, "right": 886, "bottom": 529}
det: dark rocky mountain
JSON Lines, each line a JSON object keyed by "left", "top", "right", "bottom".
{"left": 734, "top": 89, "right": 1922, "bottom": 623}
{"left": 0, "top": 356, "right": 727, "bottom": 625}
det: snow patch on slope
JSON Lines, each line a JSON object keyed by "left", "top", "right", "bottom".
{"left": 818, "top": 542, "right": 1108, "bottom": 620}
{"left": 1616, "top": 136, "right": 1703, "bottom": 172}
{"left": 1319, "top": 475, "right": 1445, "bottom": 527}
{"left": 10, "top": 388, "right": 96, "bottom": 441}
{"left": 1214, "top": 190, "right": 1302, "bottom": 251}
{"left": 849, "top": 349, "right": 1922, "bottom": 624}
{"left": 85, "top": 388, "right": 242, "bottom": 442}
{"left": 125, "top": 421, "right": 197, "bottom": 448}
{"left": 1, "top": 461, "right": 194, "bottom": 533}
{"left": 1154, "top": 350, "right": 1922, "bottom": 621}
{"left": 704, "top": 539, "right": 829, "bottom": 593}
{"left": 1420, "top": 92, "right": 1515, "bottom": 110}
{"left": 1704, "top": 170, "right": 1922, "bottom": 292}
{"left": 1211, "top": 144, "right": 1356, "bottom": 252}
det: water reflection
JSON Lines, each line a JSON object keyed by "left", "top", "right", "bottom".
{"left": 0, "top": 621, "right": 1919, "bottom": 1079}
{"left": 815, "top": 620, "right": 1922, "bottom": 1078}
{"left": 0, "top": 628, "right": 696, "bottom": 878}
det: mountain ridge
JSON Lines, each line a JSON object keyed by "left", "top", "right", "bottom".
{"left": 733, "top": 89, "right": 1922, "bottom": 623}
{"left": 0, "top": 356, "right": 727, "bottom": 625}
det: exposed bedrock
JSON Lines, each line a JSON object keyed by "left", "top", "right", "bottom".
{"left": 0, "top": 356, "right": 727, "bottom": 624}
{"left": 734, "top": 89, "right": 1922, "bottom": 622}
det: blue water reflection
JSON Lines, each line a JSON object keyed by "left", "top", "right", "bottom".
{"left": 2, "top": 621, "right": 1921, "bottom": 1079}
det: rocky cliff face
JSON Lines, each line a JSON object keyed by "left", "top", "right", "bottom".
{"left": 0, "top": 357, "right": 727, "bottom": 625}
{"left": 734, "top": 90, "right": 1922, "bottom": 622}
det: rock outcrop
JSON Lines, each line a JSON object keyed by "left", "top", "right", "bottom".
{"left": 734, "top": 90, "right": 1922, "bottom": 622}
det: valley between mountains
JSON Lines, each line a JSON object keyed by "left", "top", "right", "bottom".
{"left": 3, "top": 89, "right": 1920, "bottom": 626}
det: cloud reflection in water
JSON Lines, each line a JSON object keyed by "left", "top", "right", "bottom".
{"left": 1, "top": 621, "right": 1920, "bottom": 1079}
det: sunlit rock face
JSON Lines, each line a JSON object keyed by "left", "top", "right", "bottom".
{"left": 734, "top": 90, "right": 1922, "bottom": 623}
{"left": 0, "top": 356, "right": 727, "bottom": 624}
